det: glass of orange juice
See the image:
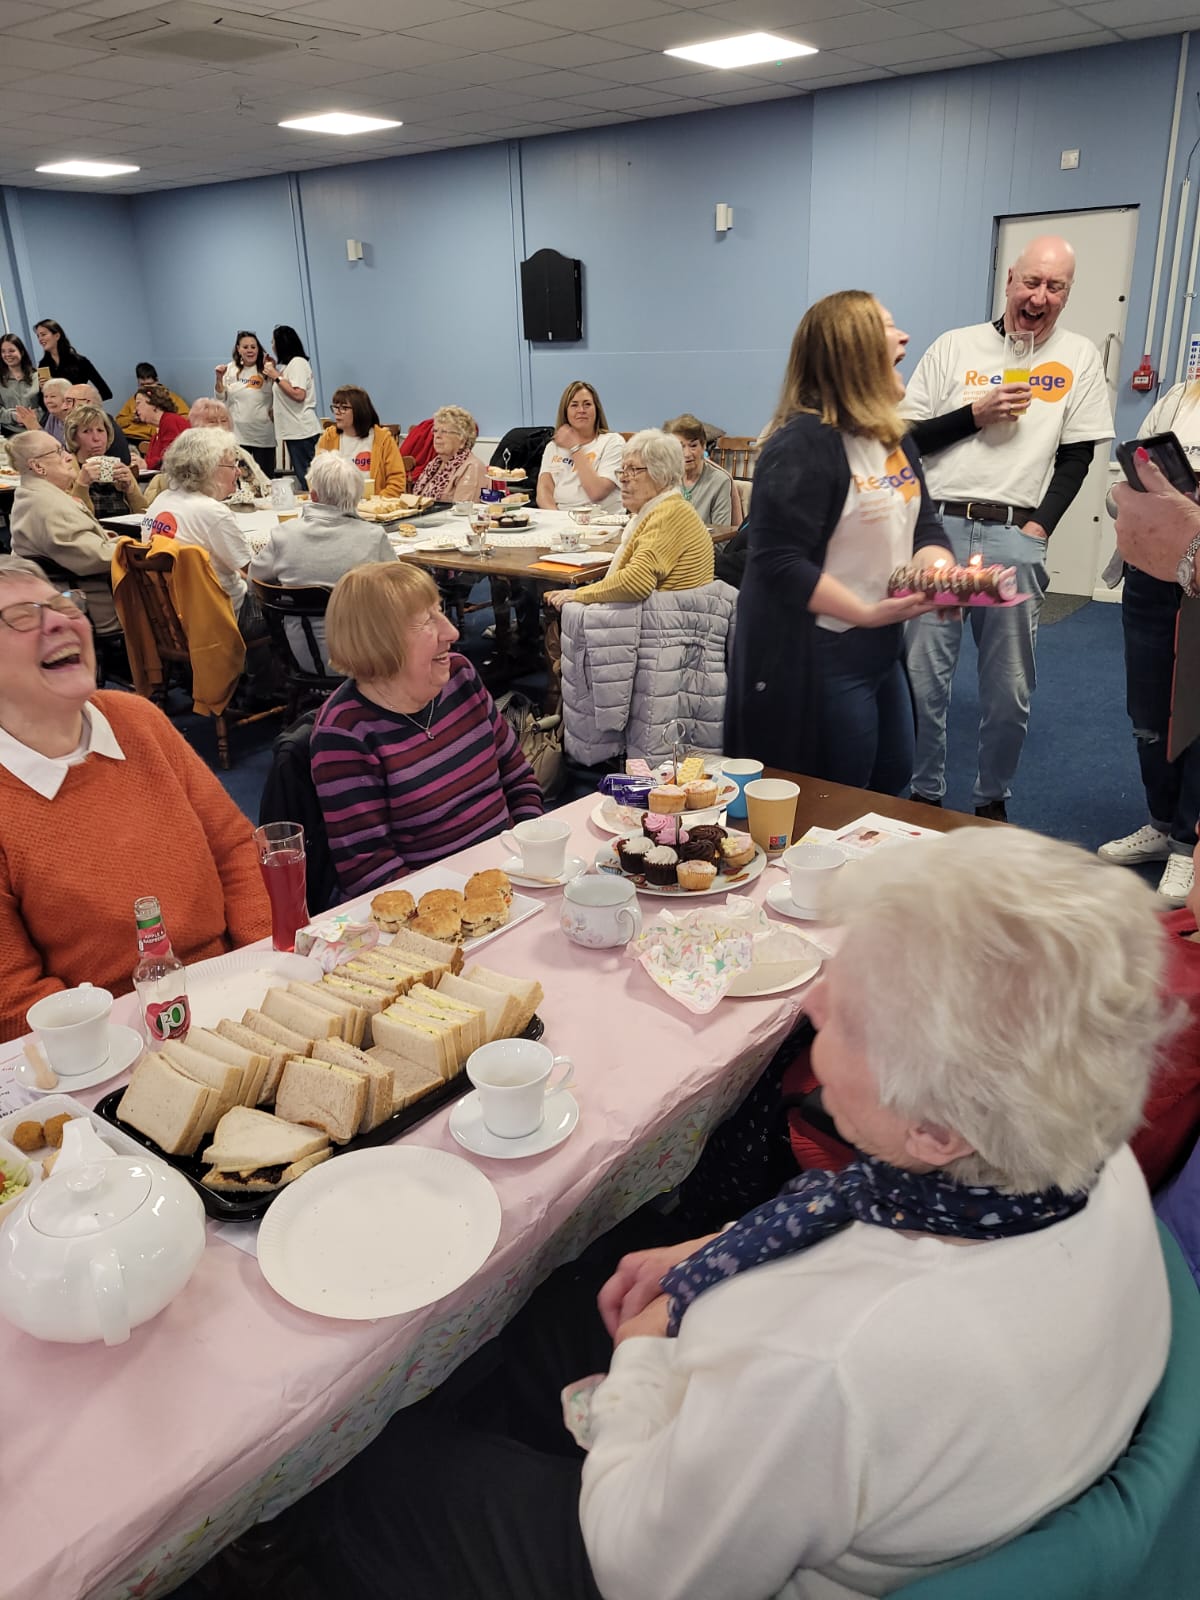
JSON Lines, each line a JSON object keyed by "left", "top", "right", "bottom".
{"left": 1003, "top": 331, "right": 1034, "bottom": 414}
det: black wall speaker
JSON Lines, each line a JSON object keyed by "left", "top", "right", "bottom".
{"left": 520, "top": 248, "right": 583, "bottom": 342}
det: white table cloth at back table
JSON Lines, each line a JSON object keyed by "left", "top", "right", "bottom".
{"left": 0, "top": 795, "right": 814, "bottom": 1600}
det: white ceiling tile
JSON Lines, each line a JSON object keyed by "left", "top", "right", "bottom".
{"left": 3, "top": 6, "right": 107, "bottom": 40}
{"left": 10, "top": 69, "right": 133, "bottom": 99}
{"left": 501, "top": 0, "right": 674, "bottom": 22}
{"left": 428, "top": 106, "right": 541, "bottom": 131}
{"left": 1103, "top": 18, "right": 1195, "bottom": 35}
{"left": 289, "top": 0, "right": 474, "bottom": 25}
{"left": 496, "top": 96, "right": 585, "bottom": 119}
{"left": 953, "top": 10, "right": 1111, "bottom": 46}
{"left": 0, "top": 35, "right": 109, "bottom": 67}
{"left": 571, "top": 82, "right": 687, "bottom": 109}
{"left": 0, "top": 0, "right": 49, "bottom": 24}
{"left": 493, "top": 66, "right": 619, "bottom": 96}
{"left": 994, "top": 27, "right": 1121, "bottom": 51}
{"left": 495, "top": 34, "right": 644, "bottom": 67}
{"left": 568, "top": 51, "right": 704, "bottom": 82}
{"left": 851, "top": 28, "right": 992, "bottom": 62}
{"left": 889, "top": 46, "right": 999, "bottom": 69}
{"left": 636, "top": 66, "right": 777, "bottom": 94}
{"left": 757, "top": 48, "right": 872, "bottom": 79}
{"left": 547, "top": 108, "right": 639, "bottom": 124}
{"left": 810, "top": 64, "right": 894, "bottom": 83}
{"left": 56, "top": 49, "right": 223, "bottom": 82}
{"left": 403, "top": 11, "right": 568, "bottom": 47}
{"left": 298, "top": 31, "right": 461, "bottom": 66}
{"left": 704, "top": 81, "right": 806, "bottom": 100}
{"left": 593, "top": 14, "right": 734, "bottom": 48}
{"left": 408, "top": 50, "right": 554, "bottom": 82}
{"left": 694, "top": 0, "right": 871, "bottom": 21}
{"left": 891, "top": 0, "right": 1051, "bottom": 24}
{"left": 635, "top": 94, "right": 725, "bottom": 113}
{"left": 787, "top": 8, "right": 930, "bottom": 46}
{"left": 1078, "top": 0, "right": 1198, "bottom": 24}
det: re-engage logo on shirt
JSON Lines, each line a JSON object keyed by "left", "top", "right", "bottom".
{"left": 961, "top": 362, "right": 1074, "bottom": 403}
{"left": 145, "top": 511, "right": 178, "bottom": 539}
{"left": 852, "top": 449, "right": 920, "bottom": 505}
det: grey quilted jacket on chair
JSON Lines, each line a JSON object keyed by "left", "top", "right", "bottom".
{"left": 560, "top": 581, "right": 739, "bottom": 766}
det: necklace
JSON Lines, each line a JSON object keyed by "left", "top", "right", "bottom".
{"left": 396, "top": 696, "right": 438, "bottom": 740}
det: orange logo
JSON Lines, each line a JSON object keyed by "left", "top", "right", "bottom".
{"left": 354, "top": 450, "right": 371, "bottom": 472}
{"left": 1028, "top": 361, "right": 1072, "bottom": 401}
{"left": 244, "top": 374, "right": 264, "bottom": 391}
{"left": 146, "top": 511, "right": 178, "bottom": 540}
{"left": 853, "top": 450, "right": 919, "bottom": 504}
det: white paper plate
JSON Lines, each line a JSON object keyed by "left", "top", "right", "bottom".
{"left": 257, "top": 1146, "right": 502, "bottom": 1319}
{"left": 595, "top": 833, "right": 766, "bottom": 898}
{"left": 338, "top": 864, "right": 543, "bottom": 949}
{"left": 590, "top": 787, "right": 734, "bottom": 836}
{"left": 726, "top": 929, "right": 823, "bottom": 997}
{"left": 180, "top": 949, "right": 322, "bottom": 1031}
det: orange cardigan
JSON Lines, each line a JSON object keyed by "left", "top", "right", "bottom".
{"left": 316, "top": 425, "right": 406, "bottom": 495}
{"left": 0, "top": 692, "right": 271, "bottom": 1041}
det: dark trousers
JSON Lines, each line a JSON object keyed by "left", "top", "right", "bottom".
{"left": 244, "top": 443, "right": 277, "bottom": 477}
{"left": 1123, "top": 565, "right": 1200, "bottom": 851}
{"left": 813, "top": 622, "right": 914, "bottom": 795}
{"left": 284, "top": 434, "right": 319, "bottom": 489}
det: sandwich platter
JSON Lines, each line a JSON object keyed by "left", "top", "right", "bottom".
{"left": 256, "top": 1146, "right": 502, "bottom": 1318}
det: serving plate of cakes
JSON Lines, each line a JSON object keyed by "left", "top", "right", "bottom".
{"left": 591, "top": 775, "right": 739, "bottom": 836}
{"left": 595, "top": 817, "right": 766, "bottom": 897}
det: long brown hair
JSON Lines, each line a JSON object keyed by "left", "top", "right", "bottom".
{"left": 555, "top": 380, "right": 609, "bottom": 436}
{"left": 766, "top": 291, "right": 904, "bottom": 447}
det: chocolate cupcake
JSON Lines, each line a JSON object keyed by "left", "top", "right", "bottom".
{"left": 687, "top": 824, "right": 727, "bottom": 847}
{"left": 678, "top": 836, "right": 721, "bottom": 866}
{"left": 643, "top": 845, "right": 679, "bottom": 886}
{"left": 617, "top": 834, "right": 653, "bottom": 874}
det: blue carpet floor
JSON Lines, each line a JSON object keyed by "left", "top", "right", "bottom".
{"left": 196, "top": 599, "right": 1148, "bottom": 860}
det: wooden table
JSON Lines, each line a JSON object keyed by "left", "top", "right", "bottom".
{"left": 771, "top": 770, "right": 992, "bottom": 837}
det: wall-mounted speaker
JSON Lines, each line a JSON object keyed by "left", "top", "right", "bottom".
{"left": 520, "top": 248, "right": 583, "bottom": 342}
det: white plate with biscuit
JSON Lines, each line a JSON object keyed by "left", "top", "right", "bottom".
{"left": 343, "top": 865, "right": 543, "bottom": 950}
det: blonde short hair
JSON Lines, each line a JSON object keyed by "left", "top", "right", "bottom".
{"left": 432, "top": 406, "right": 478, "bottom": 447}
{"left": 326, "top": 562, "right": 441, "bottom": 680}
{"left": 64, "top": 404, "right": 114, "bottom": 454}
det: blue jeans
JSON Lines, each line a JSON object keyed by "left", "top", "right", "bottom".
{"left": 284, "top": 434, "right": 319, "bottom": 489}
{"left": 1122, "top": 564, "right": 1200, "bottom": 853}
{"left": 905, "top": 514, "right": 1048, "bottom": 806}
{"left": 812, "top": 623, "right": 914, "bottom": 795}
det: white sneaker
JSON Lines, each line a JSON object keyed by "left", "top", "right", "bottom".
{"left": 1098, "top": 824, "right": 1171, "bottom": 865}
{"left": 1157, "top": 853, "right": 1195, "bottom": 907}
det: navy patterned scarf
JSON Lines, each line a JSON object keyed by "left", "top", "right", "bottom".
{"left": 660, "top": 1158, "right": 1089, "bottom": 1335}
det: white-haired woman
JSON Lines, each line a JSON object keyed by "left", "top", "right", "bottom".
{"left": 15, "top": 376, "right": 71, "bottom": 443}
{"left": 186, "top": 397, "right": 272, "bottom": 498}
{"left": 141, "top": 429, "right": 252, "bottom": 619}
{"left": 311, "top": 828, "right": 1177, "bottom": 1600}
{"left": 413, "top": 406, "right": 489, "bottom": 503}
{"left": 545, "top": 429, "right": 714, "bottom": 610}
{"left": 250, "top": 452, "right": 394, "bottom": 670}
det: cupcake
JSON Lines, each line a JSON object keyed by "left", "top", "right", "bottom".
{"left": 721, "top": 832, "right": 756, "bottom": 870}
{"left": 687, "top": 824, "right": 727, "bottom": 847}
{"left": 617, "top": 834, "right": 653, "bottom": 874}
{"left": 643, "top": 812, "right": 685, "bottom": 847}
{"left": 643, "top": 845, "right": 679, "bottom": 886}
{"left": 683, "top": 779, "right": 718, "bottom": 810}
{"left": 648, "top": 785, "right": 687, "bottom": 814}
{"left": 679, "top": 836, "right": 721, "bottom": 866}
{"left": 676, "top": 859, "right": 718, "bottom": 892}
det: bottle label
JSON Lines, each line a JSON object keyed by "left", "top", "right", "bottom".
{"left": 145, "top": 995, "right": 190, "bottom": 1041}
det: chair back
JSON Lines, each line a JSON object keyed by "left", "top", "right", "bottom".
{"left": 120, "top": 544, "right": 190, "bottom": 665}
{"left": 710, "top": 435, "right": 760, "bottom": 480}
{"left": 259, "top": 712, "right": 339, "bottom": 913}
{"left": 250, "top": 578, "right": 343, "bottom": 721}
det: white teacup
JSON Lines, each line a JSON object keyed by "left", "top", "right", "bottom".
{"left": 558, "top": 527, "right": 583, "bottom": 552}
{"left": 94, "top": 455, "right": 120, "bottom": 484}
{"left": 466, "top": 1039, "right": 575, "bottom": 1139}
{"left": 26, "top": 983, "right": 114, "bottom": 1076}
{"left": 500, "top": 816, "right": 571, "bottom": 879}
{"left": 561, "top": 874, "right": 642, "bottom": 948}
{"left": 782, "top": 842, "right": 846, "bottom": 917}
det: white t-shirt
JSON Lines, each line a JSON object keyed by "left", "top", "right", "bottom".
{"left": 338, "top": 433, "right": 373, "bottom": 476}
{"left": 581, "top": 1144, "right": 1167, "bottom": 1600}
{"left": 1140, "top": 383, "right": 1200, "bottom": 464}
{"left": 539, "top": 431, "right": 624, "bottom": 511}
{"left": 903, "top": 321, "right": 1114, "bottom": 507}
{"left": 142, "top": 489, "right": 253, "bottom": 610}
{"left": 817, "top": 435, "right": 922, "bottom": 633}
{"left": 271, "top": 357, "right": 319, "bottom": 442}
{"left": 221, "top": 364, "right": 274, "bottom": 449}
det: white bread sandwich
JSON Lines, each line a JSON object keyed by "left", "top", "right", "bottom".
{"left": 160, "top": 1040, "right": 243, "bottom": 1124}
{"left": 261, "top": 986, "right": 343, "bottom": 1040}
{"left": 371, "top": 1004, "right": 455, "bottom": 1079}
{"left": 367, "top": 1047, "right": 444, "bottom": 1112}
{"left": 201, "top": 1106, "right": 331, "bottom": 1192}
{"left": 310, "top": 1039, "right": 394, "bottom": 1131}
{"left": 215, "top": 1019, "right": 292, "bottom": 1103}
{"left": 388, "top": 925, "right": 464, "bottom": 974}
{"left": 460, "top": 965, "right": 543, "bottom": 1037}
{"left": 408, "top": 983, "right": 486, "bottom": 1055}
{"left": 275, "top": 1056, "right": 368, "bottom": 1144}
{"left": 322, "top": 972, "right": 392, "bottom": 1009}
{"left": 116, "top": 1053, "right": 220, "bottom": 1156}
{"left": 185, "top": 1026, "right": 269, "bottom": 1108}
{"left": 242, "top": 1008, "right": 315, "bottom": 1058}
{"left": 435, "top": 972, "right": 511, "bottom": 1042}
{"left": 349, "top": 949, "right": 448, "bottom": 991}
{"left": 286, "top": 980, "right": 367, "bottom": 1048}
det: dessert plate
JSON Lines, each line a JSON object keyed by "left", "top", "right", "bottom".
{"left": 596, "top": 833, "right": 766, "bottom": 897}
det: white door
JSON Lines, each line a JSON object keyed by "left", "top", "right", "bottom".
{"left": 992, "top": 207, "right": 1137, "bottom": 598}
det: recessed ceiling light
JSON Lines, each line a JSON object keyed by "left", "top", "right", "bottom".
{"left": 278, "top": 112, "right": 402, "bottom": 136}
{"left": 664, "top": 32, "right": 817, "bottom": 69}
{"left": 36, "top": 160, "right": 140, "bottom": 177}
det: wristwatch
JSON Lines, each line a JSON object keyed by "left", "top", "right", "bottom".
{"left": 1176, "top": 529, "right": 1200, "bottom": 598}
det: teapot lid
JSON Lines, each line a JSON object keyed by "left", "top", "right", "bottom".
{"left": 29, "top": 1159, "right": 153, "bottom": 1238}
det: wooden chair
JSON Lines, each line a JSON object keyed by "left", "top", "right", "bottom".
{"left": 250, "top": 578, "right": 344, "bottom": 723}
{"left": 386, "top": 424, "right": 402, "bottom": 442}
{"left": 710, "top": 435, "right": 760, "bottom": 480}
{"left": 402, "top": 454, "right": 416, "bottom": 477}
{"left": 120, "top": 545, "right": 281, "bottom": 769}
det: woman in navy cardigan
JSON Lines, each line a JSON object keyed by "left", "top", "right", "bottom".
{"left": 725, "top": 292, "right": 951, "bottom": 794}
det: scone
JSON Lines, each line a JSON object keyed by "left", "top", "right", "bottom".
{"left": 418, "top": 888, "right": 465, "bottom": 919}
{"left": 465, "top": 868, "right": 512, "bottom": 905}
{"left": 370, "top": 889, "right": 415, "bottom": 932}
{"left": 460, "top": 892, "right": 510, "bottom": 937}
{"left": 410, "top": 905, "right": 463, "bottom": 942}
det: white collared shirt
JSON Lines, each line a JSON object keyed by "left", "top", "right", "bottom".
{"left": 0, "top": 701, "right": 125, "bottom": 799}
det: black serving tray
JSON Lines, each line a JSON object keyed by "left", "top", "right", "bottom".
{"left": 94, "top": 1016, "right": 544, "bottom": 1222}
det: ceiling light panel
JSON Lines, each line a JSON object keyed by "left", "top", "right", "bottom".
{"left": 279, "top": 112, "right": 402, "bottom": 134}
{"left": 36, "top": 158, "right": 141, "bottom": 175}
{"left": 664, "top": 32, "right": 818, "bottom": 68}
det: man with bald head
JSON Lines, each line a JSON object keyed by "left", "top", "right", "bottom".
{"left": 903, "top": 236, "right": 1113, "bottom": 820}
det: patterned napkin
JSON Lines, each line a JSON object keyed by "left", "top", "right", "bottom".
{"left": 630, "top": 895, "right": 797, "bottom": 1013}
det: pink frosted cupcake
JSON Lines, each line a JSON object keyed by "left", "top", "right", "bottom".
{"left": 676, "top": 859, "right": 718, "bottom": 892}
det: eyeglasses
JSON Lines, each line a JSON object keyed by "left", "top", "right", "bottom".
{"left": 0, "top": 591, "right": 88, "bottom": 633}
{"left": 28, "top": 448, "right": 69, "bottom": 465}
{"left": 331, "top": 401, "right": 352, "bottom": 411}
{"left": 617, "top": 465, "right": 649, "bottom": 481}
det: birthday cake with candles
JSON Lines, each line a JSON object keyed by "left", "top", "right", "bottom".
{"left": 889, "top": 558, "right": 1019, "bottom": 603}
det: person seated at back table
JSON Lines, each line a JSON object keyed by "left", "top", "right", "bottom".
{"left": 8, "top": 430, "right": 121, "bottom": 634}
{"left": 413, "top": 405, "right": 489, "bottom": 502}
{"left": 66, "top": 404, "right": 146, "bottom": 521}
{"left": 15, "top": 376, "right": 71, "bottom": 444}
{"left": 663, "top": 412, "right": 733, "bottom": 526}
{"left": 134, "top": 383, "right": 190, "bottom": 471}
{"left": 0, "top": 555, "right": 269, "bottom": 1042}
{"left": 316, "top": 385, "right": 406, "bottom": 496}
{"left": 544, "top": 429, "right": 714, "bottom": 612}
{"left": 310, "top": 562, "right": 544, "bottom": 898}
{"left": 251, "top": 452, "right": 394, "bottom": 671}
{"left": 116, "top": 362, "right": 189, "bottom": 445}
{"left": 143, "top": 397, "right": 271, "bottom": 505}
{"left": 311, "top": 828, "right": 1177, "bottom": 1600}
{"left": 537, "top": 380, "right": 624, "bottom": 512}
{"left": 62, "top": 381, "right": 134, "bottom": 465}
{"left": 141, "top": 429, "right": 255, "bottom": 629}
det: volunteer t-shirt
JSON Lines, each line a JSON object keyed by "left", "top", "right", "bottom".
{"left": 817, "top": 435, "right": 922, "bottom": 633}
{"left": 1139, "top": 384, "right": 1200, "bottom": 466}
{"left": 141, "top": 489, "right": 253, "bottom": 610}
{"left": 271, "top": 357, "right": 319, "bottom": 442}
{"left": 539, "top": 431, "right": 624, "bottom": 511}
{"left": 221, "top": 364, "right": 274, "bottom": 449}
{"left": 903, "top": 321, "right": 1114, "bottom": 508}
{"left": 338, "top": 433, "right": 373, "bottom": 476}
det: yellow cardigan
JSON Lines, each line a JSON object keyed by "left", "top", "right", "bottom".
{"left": 316, "top": 425, "right": 406, "bottom": 495}
{"left": 571, "top": 492, "right": 714, "bottom": 605}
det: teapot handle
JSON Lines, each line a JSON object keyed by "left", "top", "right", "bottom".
{"left": 90, "top": 1248, "right": 131, "bottom": 1346}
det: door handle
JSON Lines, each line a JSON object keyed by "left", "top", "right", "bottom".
{"left": 1101, "top": 333, "right": 1119, "bottom": 384}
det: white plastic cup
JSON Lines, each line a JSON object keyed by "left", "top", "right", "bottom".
{"left": 466, "top": 1039, "right": 574, "bottom": 1139}
{"left": 500, "top": 816, "right": 571, "bottom": 878}
{"left": 26, "top": 984, "right": 114, "bottom": 1076}
{"left": 782, "top": 841, "right": 846, "bottom": 916}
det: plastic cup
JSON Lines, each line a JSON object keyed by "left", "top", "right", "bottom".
{"left": 722, "top": 758, "right": 764, "bottom": 821}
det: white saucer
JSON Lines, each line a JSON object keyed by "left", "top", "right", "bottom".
{"left": 500, "top": 854, "right": 587, "bottom": 889}
{"left": 765, "top": 882, "right": 823, "bottom": 922}
{"left": 16, "top": 1023, "right": 143, "bottom": 1096}
{"left": 449, "top": 1089, "right": 579, "bottom": 1159}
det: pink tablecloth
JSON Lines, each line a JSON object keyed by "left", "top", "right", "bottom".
{"left": 0, "top": 796, "right": 816, "bottom": 1600}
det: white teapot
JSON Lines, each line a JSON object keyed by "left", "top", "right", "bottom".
{"left": 0, "top": 1118, "right": 205, "bottom": 1345}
